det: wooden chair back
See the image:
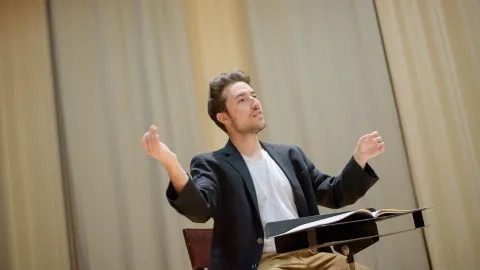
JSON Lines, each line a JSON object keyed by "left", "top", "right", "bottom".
{"left": 182, "top": 228, "right": 213, "bottom": 270}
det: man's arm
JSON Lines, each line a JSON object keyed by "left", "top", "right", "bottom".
{"left": 297, "top": 146, "right": 379, "bottom": 209}
{"left": 141, "top": 125, "right": 217, "bottom": 223}
{"left": 165, "top": 155, "right": 218, "bottom": 223}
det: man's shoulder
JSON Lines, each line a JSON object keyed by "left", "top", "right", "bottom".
{"left": 189, "top": 151, "right": 215, "bottom": 160}
{"left": 262, "top": 142, "right": 309, "bottom": 161}
{"left": 189, "top": 148, "right": 225, "bottom": 163}
{"left": 189, "top": 141, "right": 304, "bottom": 162}
{"left": 262, "top": 141, "right": 302, "bottom": 152}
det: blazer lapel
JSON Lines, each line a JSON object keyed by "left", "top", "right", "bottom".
{"left": 261, "top": 142, "right": 310, "bottom": 217}
{"left": 222, "top": 140, "right": 261, "bottom": 218}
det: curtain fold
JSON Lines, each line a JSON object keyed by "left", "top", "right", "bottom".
{"left": 0, "top": 1, "right": 71, "bottom": 270}
{"left": 243, "top": 0, "right": 430, "bottom": 269}
{"left": 183, "top": 0, "right": 255, "bottom": 151}
{"left": 48, "top": 0, "right": 204, "bottom": 269}
{"left": 375, "top": 0, "right": 480, "bottom": 269}
{"left": 46, "top": 0, "right": 257, "bottom": 268}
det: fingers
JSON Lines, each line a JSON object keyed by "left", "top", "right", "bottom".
{"left": 378, "top": 142, "right": 386, "bottom": 153}
{"left": 357, "top": 131, "right": 386, "bottom": 157}
{"left": 372, "top": 131, "right": 383, "bottom": 148}
{"left": 363, "top": 131, "right": 381, "bottom": 143}
{"left": 142, "top": 132, "right": 148, "bottom": 151}
{"left": 145, "top": 128, "right": 151, "bottom": 153}
{"left": 149, "top": 125, "right": 158, "bottom": 152}
{"left": 363, "top": 131, "right": 385, "bottom": 149}
{"left": 152, "top": 126, "right": 160, "bottom": 142}
{"left": 360, "top": 133, "right": 372, "bottom": 141}
{"left": 142, "top": 125, "right": 160, "bottom": 155}
{"left": 376, "top": 135, "right": 385, "bottom": 154}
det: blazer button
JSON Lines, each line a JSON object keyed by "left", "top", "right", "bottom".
{"left": 257, "top": 238, "right": 263, "bottom": 244}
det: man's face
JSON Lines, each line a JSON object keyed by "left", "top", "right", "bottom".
{"left": 218, "top": 81, "right": 266, "bottom": 135}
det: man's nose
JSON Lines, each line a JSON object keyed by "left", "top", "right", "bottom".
{"left": 252, "top": 99, "right": 260, "bottom": 109}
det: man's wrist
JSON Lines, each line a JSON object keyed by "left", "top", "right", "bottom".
{"left": 160, "top": 157, "right": 189, "bottom": 194}
{"left": 160, "top": 157, "right": 180, "bottom": 172}
{"left": 353, "top": 152, "right": 368, "bottom": 169}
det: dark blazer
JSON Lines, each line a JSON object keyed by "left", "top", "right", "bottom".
{"left": 166, "top": 140, "right": 379, "bottom": 270}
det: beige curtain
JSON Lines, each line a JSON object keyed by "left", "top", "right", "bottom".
{"left": 45, "top": 0, "right": 261, "bottom": 268}
{"left": 376, "top": 0, "right": 480, "bottom": 269}
{"left": 0, "top": 0, "right": 71, "bottom": 270}
{"left": 183, "top": 0, "right": 255, "bottom": 151}
{"left": 2, "top": 0, "right": 478, "bottom": 269}
{"left": 244, "top": 0, "right": 430, "bottom": 269}
{"left": 47, "top": 0, "right": 205, "bottom": 269}
{"left": 43, "top": 0, "right": 259, "bottom": 268}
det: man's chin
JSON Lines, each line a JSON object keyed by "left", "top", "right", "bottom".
{"left": 234, "top": 121, "right": 267, "bottom": 135}
{"left": 252, "top": 122, "right": 266, "bottom": 133}
{"left": 260, "top": 121, "right": 267, "bottom": 130}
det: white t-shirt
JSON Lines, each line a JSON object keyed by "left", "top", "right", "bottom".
{"left": 242, "top": 149, "right": 299, "bottom": 253}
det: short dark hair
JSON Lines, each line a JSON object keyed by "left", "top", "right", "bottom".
{"left": 208, "top": 69, "right": 251, "bottom": 133}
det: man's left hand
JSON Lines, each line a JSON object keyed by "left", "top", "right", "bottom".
{"left": 353, "top": 131, "right": 385, "bottom": 168}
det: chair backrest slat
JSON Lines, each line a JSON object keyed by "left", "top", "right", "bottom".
{"left": 182, "top": 228, "right": 213, "bottom": 270}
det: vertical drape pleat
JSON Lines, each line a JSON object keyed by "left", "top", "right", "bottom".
{"left": 376, "top": 0, "right": 480, "bottom": 268}
{"left": 0, "top": 0, "right": 71, "bottom": 269}
{"left": 243, "top": 1, "right": 430, "bottom": 269}
{"left": 47, "top": 0, "right": 203, "bottom": 269}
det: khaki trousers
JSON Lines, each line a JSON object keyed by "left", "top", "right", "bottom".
{"left": 258, "top": 249, "right": 370, "bottom": 270}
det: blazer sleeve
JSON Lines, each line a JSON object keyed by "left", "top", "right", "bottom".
{"left": 297, "top": 146, "right": 379, "bottom": 209}
{"left": 165, "top": 154, "right": 218, "bottom": 223}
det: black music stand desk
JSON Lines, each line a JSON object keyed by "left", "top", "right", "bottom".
{"left": 264, "top": 208, "right": 429, "bottom": 270}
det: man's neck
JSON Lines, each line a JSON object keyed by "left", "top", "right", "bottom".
{"left": 229, "top": 133, "right": 262, "bottom": 157}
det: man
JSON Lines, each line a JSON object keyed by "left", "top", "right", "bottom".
{"left": 142, "top": 70, "right": 385, "bottom": 269}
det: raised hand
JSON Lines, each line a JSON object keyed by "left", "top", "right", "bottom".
{"left": 142, "top": 125, "right": 177, "bottom": 164}
{"left": 353, "top": 131, "right": 385, "bottom": 167}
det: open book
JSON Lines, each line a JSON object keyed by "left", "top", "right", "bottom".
{"left": 265, "top": 208, "right": 426, "bottom": 238}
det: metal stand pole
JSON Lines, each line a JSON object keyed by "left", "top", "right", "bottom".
{"left": 342, "top": 245, "right": 356, "bottom": 270}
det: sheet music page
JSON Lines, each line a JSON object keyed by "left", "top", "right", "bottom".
{"left": 267, "top": 209, "right": 372, "bottom": 238}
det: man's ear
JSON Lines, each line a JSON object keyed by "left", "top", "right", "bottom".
{"left": 216, "top": 112, "right": 230, "bottom": 125}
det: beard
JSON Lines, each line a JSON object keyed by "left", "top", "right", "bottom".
{"left": 230, "top": 116, "right": 266, "bottom": 135}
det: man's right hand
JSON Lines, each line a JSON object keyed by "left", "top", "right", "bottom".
{"left": 142, "top": 125, "right": 177, "bottom": 166}
{"left": 142, "top": 125, "right": 188, "bottom": 193}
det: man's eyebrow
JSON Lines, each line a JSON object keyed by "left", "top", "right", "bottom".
{"left": 234, "top": 93, "right": 244, "bottom": 100}
{"left": 235, "top": 91, "right": 256, "bottom": 100}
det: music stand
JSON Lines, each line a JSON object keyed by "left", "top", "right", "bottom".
{"left": 265, "top": 208, "right": 430, "bottom": 270}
